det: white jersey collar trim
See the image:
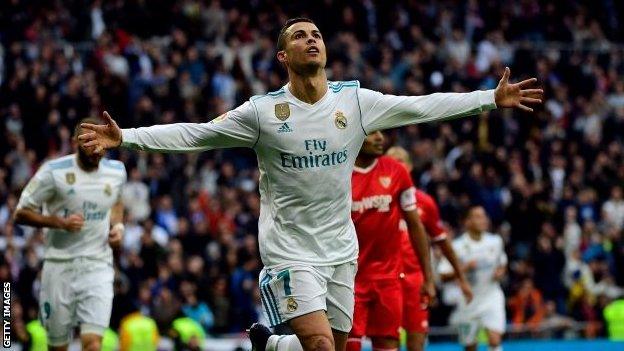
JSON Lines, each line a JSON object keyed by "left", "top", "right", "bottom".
{"left": 353, "top": 159, "right": 379, "bottom": 174}
{"left": 285, "top": 82, "right": 331, "bottom": 108}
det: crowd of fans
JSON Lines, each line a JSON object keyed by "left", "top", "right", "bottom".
{"left": 1, "top": 0, "right": 624, "bottom": 342}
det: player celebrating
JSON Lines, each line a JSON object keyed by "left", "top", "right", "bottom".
{"left": 386, "top": 146, "right": 473, "bottom": 351}
{"left": 438, "top": 206, "right": 507, "bottom": 351}
{"left": 347, "top": 131, "right": 435, "bottom": 351}
{"left": 79, "top": 17, "right": 541, "bottom": 351}
{"left": 14, "top": 118, "right": 126, "bottom": 351}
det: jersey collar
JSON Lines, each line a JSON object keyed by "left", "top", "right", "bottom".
{"left": 284, "top": 82, "right": 331, "bottom": 109}
{"left": 353, "top": 159, "right": 379, "bottom": 174}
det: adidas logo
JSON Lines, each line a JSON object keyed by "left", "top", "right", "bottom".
{"left": 277, "top": 123, "right": 293, "bottom": 133}
{"left": 67, "top": 188, "right": 76, "bottom": 196}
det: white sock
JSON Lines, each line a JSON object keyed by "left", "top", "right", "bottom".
{"left": 266, "top": 335, "right": 304, "bottom": 351}
{"left": 489, "top": 346, "right": 502, "bottom": 351}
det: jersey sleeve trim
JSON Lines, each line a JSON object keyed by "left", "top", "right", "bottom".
{"left": 251, "top": 99, "right": 261, "bottom": 149}
{"left": 48, "top": 158, "right": 73, "bottom": 170}
{"left": 354, "top": 82, "right": 367, "bottom": 136}
{"left": 431, "top": 232, "right": 448, "bottom": 242}
{"left": 101, "top": 159, "right": 126, "bottom": 171}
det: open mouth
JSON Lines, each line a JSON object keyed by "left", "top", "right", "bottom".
{"left": 306, "top": 46, "right": 320, "bottom": 54}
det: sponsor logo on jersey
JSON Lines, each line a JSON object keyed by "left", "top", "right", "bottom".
{"left": 280, "top": 139, "right": 348, "bottom": 169}
{"left": 334, "top": 111, "right": 347, "bottom": 129}
{"left": 351, "top": 194, "right": 393, "bottom": 213}
{"left": 379, "top": 176, "right": 391, "bottom": 188}
{"left": 277, "top": 123, "right": 293, "bottom": 133}
{"left": 287, "top": 297, "right": 298, "bottom": 312}
{"left": 210, "top": 112, "right": 228, "bottom": 124}
{"left": 275, "top": 103, "right": 290, "bottom": 121}
{"left": 65, "top": 172, "right": 75, "bottom": 185}
{"left": 104, "top": 184, "right": 112, "bottom": 196}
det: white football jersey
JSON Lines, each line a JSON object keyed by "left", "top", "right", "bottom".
{"left": 439, "top": 232, "right": 507, "bottom": 298}
{"left": 121, "top": 81, "right": 496, "bottom": 268}
{"left": 17, "top": 154, "right": 127, "bottom": 262}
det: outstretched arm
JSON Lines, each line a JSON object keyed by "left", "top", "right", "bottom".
{"left": 79, "top": 102, "right": 259, "bottom": 154}
{"left": 359, "top": 67, "right": 543, "bottom": 133}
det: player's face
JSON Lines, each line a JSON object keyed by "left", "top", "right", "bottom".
{"left": 467, "top": 207, "right": 489, "bottom": 233}
{"left": 278, "top": 22, "right": 327, "bottom": 74}
{"left": 386, "top": 147, "right": 411, "bottom": 171}
{"left": 360, "top": 131, "right": 385, "bottom": 157}
{"left": 75, "top": 131, "right": 103, "bottom": 167}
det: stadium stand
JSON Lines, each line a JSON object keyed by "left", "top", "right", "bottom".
{"left": 1, "top": 0, "right": 624, "bottom": 348}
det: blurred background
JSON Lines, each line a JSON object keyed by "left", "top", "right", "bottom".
{"left": 1, "top": 0, "right": 624, "bottom": 350}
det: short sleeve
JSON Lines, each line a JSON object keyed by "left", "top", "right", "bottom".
{"left": 396, "top": 162, "right": 417, "bottom": 211}
{"left": 17, "top": 163, "right": 56, "bottom": 210}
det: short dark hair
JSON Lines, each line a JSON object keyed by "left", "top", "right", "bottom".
{"left": 73, "top": 117, "right": 101, "bottom": 138}
{"left": 462, "top": 205, "right": 484, "bottom": 221}
{"left": 277, "top": 17, "right": 315, "bottom": 51}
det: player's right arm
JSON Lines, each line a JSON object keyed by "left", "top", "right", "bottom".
{"left": 79, "top": 102, "right": 258, "bottom": 154}
{"left": 13, "top": 164, "right": 84, "bottom": 232}
{"left": 438, "top": 239, "right": 473, "bottom": 283}
{"left": 437, "top": 238, "right": 473, "bottom": 302}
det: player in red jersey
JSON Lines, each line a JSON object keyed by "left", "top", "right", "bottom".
{"left": 386, "top": 146, "right": 473, "bottom": 351}
{"left": 347, "top": 131, "right": 435, "bottom": 351}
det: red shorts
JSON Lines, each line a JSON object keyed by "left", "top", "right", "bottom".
{"left": 350, "top": 278, "right": 402, "bottom": 339}
{"left": 401, "top": 271, "right": 429, "bottom": 333}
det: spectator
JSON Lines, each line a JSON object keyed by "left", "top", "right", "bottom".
{"left": 122, "top": 168, "right": 151, "bottom": 222}
{"left": 1, "top": 0, "right": 624, "bottom": 341}
{"left": 508, "top": 278, "right": 546, "bottom": 330}
{"left": 180, "top": 280, "right": 214, "bottom": 333}
{"left": 602, "top": 186, "right": 624, "bottom": 229}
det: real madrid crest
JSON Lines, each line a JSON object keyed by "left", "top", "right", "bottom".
{"left": 287, "top": 297, "right": 298, "bottom": 312}
{"left": 65, "top": 172, "right": 75, "bottom": 185}
{"left": 379, "top": 176, "right": 391, "bottom": 188}
{"left": 334, "top": 111, "right": 347, "bottom": 129}
{"left": 275, "top": 103, "right": 290, "bottom": 121}
{"left": 104, "top": 184, "right": 112, "bottom": 196}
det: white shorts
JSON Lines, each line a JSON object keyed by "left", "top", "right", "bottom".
{"left": 450, "top": 288, "right": 506, "bottom": 346}
{"left": 39, "top": 258, "right": 114, "bottom": 346}
{"left": 259, "top": 260, "right": 357, "bottom": 333}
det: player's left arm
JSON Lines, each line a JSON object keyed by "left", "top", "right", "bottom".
{"left": 108, "top": 199, "right": 124, "bottom": 248}
{"left": 108, "top": 169, "right": 126, "bottom": 249}
{"left": 492, "top": 237, "right": 508, "bottom": 282}
{"left": 358, "top": 67, "right": 542, "bottom": 133}
{"left": 403, "top": 208, "right": 436, "bottom": 301}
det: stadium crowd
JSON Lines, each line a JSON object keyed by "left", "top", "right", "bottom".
{"left": 1, "top": 0, "right": 624, "bottom": 343}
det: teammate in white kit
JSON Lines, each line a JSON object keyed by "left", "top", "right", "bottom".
{"left": 78, "top": 17, "right": 541, "bottom": 351}
{"left": 438, "top": 206, "right": 507, "bottom": 351}
{"left": 14, "top": 118, "right": 127, "bottom": 351}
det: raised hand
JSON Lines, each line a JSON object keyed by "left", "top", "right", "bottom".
{"left": 78, "top": 111, "right": 122, "bottom": 154}
{"left": 494, "top": 67, "right": 543, "bottom": 112}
